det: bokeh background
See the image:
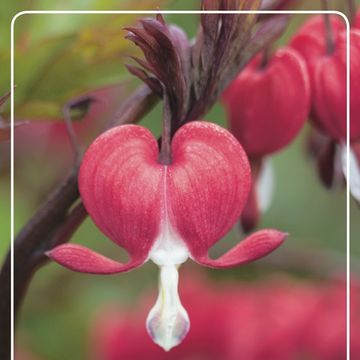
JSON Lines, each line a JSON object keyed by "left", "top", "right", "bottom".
{"left": 1, "top": 0, "right": 360, "bottom": 359}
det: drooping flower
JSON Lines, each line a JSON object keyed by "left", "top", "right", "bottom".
{"left": 291, "top": 14, "right": 360, "bottom": 201}
{"left": 47, "top": 121, "right": 286, "bottom": 351}
{"left": 90, "top": 273, "right": 360, "bottom": 360}
{"left": 222, "top": 47, "right": 310, "bottom": 231}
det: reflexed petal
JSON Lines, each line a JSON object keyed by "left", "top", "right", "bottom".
{"left": 47, "top": 244, "right": 145, "bottom": 274}
{"left": 193, "top": 230, "right": 287, "bottom": 269}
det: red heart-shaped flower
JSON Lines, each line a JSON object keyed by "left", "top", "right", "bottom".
{"left": 291, "top": 15, "right": 360, "bottom": 143}
{"left": 222, "top": 47, "right": 310, "bottom": 157}
{"left": 49, "top": 121, "right": 285, "bottom": 273}
{"left": 48, "top": 121, "right": 286, "bottom": 350}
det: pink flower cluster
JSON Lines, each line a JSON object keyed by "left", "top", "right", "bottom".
{"left": 222, "top": 11, "right": 360, "bottom": 230}
{"left": 91, "top": 274, "right": 359, "bottom": 360}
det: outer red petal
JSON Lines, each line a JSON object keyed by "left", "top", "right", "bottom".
{"left": 58, "top": 121, "right": 282, "bottom": 274}
{"left": 312, "top": 31, "right": 360, "bottom": 142}
{"left": 222, "top": 47, "right": 310, "bottom": 157}
{"left": 78, "top": 125, "right": 163, "bottom": 261}
{"left": 291, "top": 16, "right": 360, "bottom": 142}
{"left": 290, "top": 15, "right": 345, "bottom": 58}
{"left": 46, "top": 244, "right": 144, "bottom": 274}
{"left": 167, "top": 121, "right": 252, "bottom": 260}
{"left": 192, "top": 229, "right": 287, "bottom": 269}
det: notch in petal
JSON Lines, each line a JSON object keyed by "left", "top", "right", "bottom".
{"left": 46, "top": 244, "right": 145, "bottom": 274}
{"left": 194, "top": 230, "right": 287, "bottom": 269}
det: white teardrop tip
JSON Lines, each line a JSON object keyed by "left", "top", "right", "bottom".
{"left": 146, "top": 302, "right": 190, "bottom": 351}
{"left": 145, "top": 265, "right": 190, "bottom": 351}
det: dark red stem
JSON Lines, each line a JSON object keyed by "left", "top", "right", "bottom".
{"left": 241, "top": 157, "right": 263, "bottom": 233}
{"left": 158, "top": 90, "right": 172, "bottom": 165}
{"left": 322, "top": 0, "right": 336, "bottom": 55}
{"left": 258, "top": 46, "right": 272, "bottom": 70}
{"left": 348, "top": 0, "right": 356, "bottom": 26}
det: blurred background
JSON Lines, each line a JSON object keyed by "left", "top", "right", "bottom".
{"left": 1, "top": 0, "right": 360, "bottom": 359}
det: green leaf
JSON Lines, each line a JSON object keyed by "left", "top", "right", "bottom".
{"left": 5, "top": 0, "right": 167, "bottom": 121}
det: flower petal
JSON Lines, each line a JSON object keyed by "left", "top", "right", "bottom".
{"left": 193, "top": 230, "right": 287, "bottom": 269}
{"left": 78, "top": 125, "right": 163, "bottom": 261}
{"left": 167, "top": 121, "right": 251, "bottom": 259}
{"left": 223, "top": 47, "right": 310, "bottom": 157}
{"left": 46, "top": 244, "right": 145, "bottom": 274}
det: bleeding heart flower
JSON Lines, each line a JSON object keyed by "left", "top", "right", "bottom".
{"left": 291, "top": 16, "right": 360, "bottom": 142}
{"left": 222, "top": 47, "right": 310, "bottom": 231}
{"left": 47, "top": 121, "right": 286, "bottom": 351}
{"left": 291, "top": 14, "right": 360, "bottom": 201}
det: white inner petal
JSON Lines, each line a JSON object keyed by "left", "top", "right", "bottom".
{"left": 256, "top": 157, "right": 275, "bottom": 212}
{"left": 341, "top": 144, "right": 360, "bottom": 202}
{"left": 146, "top": 166, "right": 190, "bottom": 351}
{"left": 149, "top": 165, "right": 189, "bottom": 266}
{"left": 149, "top": 220, "right": 189, "bottom": 266}
{"left": 146, "top": 264, "right": 190, "bottom": 351}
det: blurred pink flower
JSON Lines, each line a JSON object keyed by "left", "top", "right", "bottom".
{"left": 222, "top": 47, "right": 310, "bottom": 231}
{"left": 291, "top": 14, "right": 360, "bottom": 201}
{"left": 15, "top": 348, "right": 40, "bottom": 360}
{"left": 13, "top": 83, "right": 126, "bottom": 165}
{"left": 90, "top": 273, "right": 359, "bottom": 360}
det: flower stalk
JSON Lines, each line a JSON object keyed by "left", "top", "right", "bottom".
{"left": 321, "top": 0, "right": 335, "bottom": 55}
{"left": 158, "top": 90, "right": 173, "bottom": 165}
{"left": 348, "top": 0, "right": 356, "bottom": 26}
{"left": 258, "top": 46, "right": 272, "bottom": 70}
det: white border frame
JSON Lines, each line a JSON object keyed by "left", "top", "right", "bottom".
{"left": 10, "top": 9, "right": 351, "bottom": 360}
